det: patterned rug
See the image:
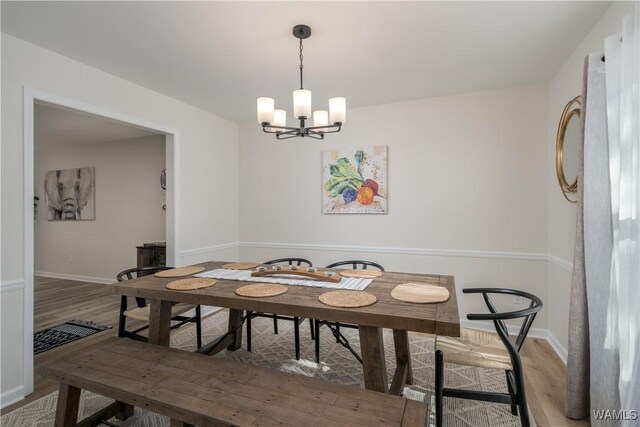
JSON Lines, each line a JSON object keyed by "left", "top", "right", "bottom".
{"left": 1, "top": 310, "right": 529, "bottom": 426}
{"left": 33, "top": 320, "right": 111, "bottom": 354}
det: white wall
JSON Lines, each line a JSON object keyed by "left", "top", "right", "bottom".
{"left": 34, "top": 135, "right": 166, "bottom": 281}
{"left": 1, "top": 33, "right": 240, "bottom": 403}
{"left": 1, "top": 1, "right": 634, "bottom": 407}
{"left": 546, "top": 1, "right": 636, "bottom": 352}
{"left": 239, "top": 83, "right": 550, "bottom": 331}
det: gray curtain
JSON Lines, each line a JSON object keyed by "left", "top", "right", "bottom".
{"left": 565, "top": 56, "right": 590, "bottom": 420}
{"left": 565, "top": 53, "right": 622, "bottom": 423}
{"left": 582, "top": 53, "right": 620, "bottom": 425}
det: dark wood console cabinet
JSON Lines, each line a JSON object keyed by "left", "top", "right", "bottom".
{"left": 136, "top": 242, "right": 167, "bottom": 268}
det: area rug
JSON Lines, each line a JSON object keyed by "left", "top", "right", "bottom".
{"left": 33, "top": 319, "right": 112, "bottom": 354}
{"left": 1, "top": 311, "right": 529, "bottom": 426}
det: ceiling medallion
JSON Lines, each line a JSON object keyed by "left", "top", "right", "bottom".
{"left": 257, "top": 25, "right": 346, "bottom": 140}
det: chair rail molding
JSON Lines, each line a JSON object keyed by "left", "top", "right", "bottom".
{"left": 180, "top": 242, "right": 239, "bottom": 257}
{"left": 547, "top": 253, "right": 573, "bottom": 272}
{"left": 239, "top": 241, "right": 549, "bottom": 262}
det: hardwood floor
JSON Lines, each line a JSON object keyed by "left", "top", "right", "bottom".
{"left": 3, "top": 277, "right": 589, "bottom": 426}
{"left": 520, "top": 338, "right": 589, "bottom": 426}
{"left": 33, "top": 276, "right": 123, "bottom": 330}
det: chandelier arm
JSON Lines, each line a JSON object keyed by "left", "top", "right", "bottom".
{"left": 276, "top": 133, "right": 303, "bottom": 140}
{"left": 306, "top": 123, "right": 342, "bottom": 131}
{"left": 279, "top": 130, "right": 301, "bottom": 137}
{"left": 317, "top": 126, "right": 342, "bottom": 134}
{"left": 262, "top": 124, "right": 301, "bottom": 132}
{"left": 306, "top": 132, "right": 325, "bottom": 140}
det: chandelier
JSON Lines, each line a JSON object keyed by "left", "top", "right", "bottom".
{"left": 257, "top": 25, "right": 346, "bottom": 140}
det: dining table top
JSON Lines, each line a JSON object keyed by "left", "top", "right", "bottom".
{"left": 112, "top": 261, "right": 460, "bottom": 336}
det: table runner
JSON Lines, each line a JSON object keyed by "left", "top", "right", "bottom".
{"left": 195, "top": 269, "right": 373, "bottom": 290}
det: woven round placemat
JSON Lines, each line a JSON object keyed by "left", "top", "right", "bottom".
{"left": 222, "top": 262, "right": 260, "bottom": 270}
{"left": 154, "top": 266, "right": 205, "bottom": 278}
{"left": 390, "top": 282, "right": 450, "bottom": 303}
{"left": 166, "top": 278, "right": 217, "bottom": 291}
{"left": 318, "top": 290, "right": 377, "bottom": 308}
{"left": 235, "top": 284, "right": 288, "bottom": 298}
{"left": 339, "top": 269, "right": 383, "bottom": 279}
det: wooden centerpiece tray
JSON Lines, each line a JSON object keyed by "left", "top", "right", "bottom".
{"left": 251, "top": 267, "right": 341, "bottom": 283}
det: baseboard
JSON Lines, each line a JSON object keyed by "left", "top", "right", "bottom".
{"left": 1, "top": 278, "right": 25, "bottom": 293}
{"left": 460, "top": 320, "right": 567, "bottom": 364}
{"left": 543, "top": 328, "right": 568, "bottom": 364}
{"left": 34, "top": 271, "right": 114, "bottom": 285}
{"left": 1, "top": 385, "right": 25, "bottom": 409}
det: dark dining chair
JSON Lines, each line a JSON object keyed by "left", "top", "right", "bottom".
{"left": 434, "top": 288, "right": 542, "bottom": 427}
{"left": 314, "top": 260, "right": 385, "bottom": 364}
{"left": 116, "top": 266, "right": 202, "bottom": 349}
{"left": 245, "top": 258, "right": 313, "bottom": 360}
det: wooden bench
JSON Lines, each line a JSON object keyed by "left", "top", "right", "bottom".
{"left": 38, "top": 337, "right": 428, "bottom": 427}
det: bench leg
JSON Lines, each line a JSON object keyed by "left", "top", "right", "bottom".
{"left": 55, "top": 383, "right": 81, "bottom": 427}
{"left": 358, "top": 326, "right": 388, "bottom": 393}
{"left": 227, "top": 309, "right": 244, "bottom": 351}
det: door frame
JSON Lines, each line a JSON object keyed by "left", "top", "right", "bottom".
{"left": 22, "top": 87, "right": 181, "bottom": 395}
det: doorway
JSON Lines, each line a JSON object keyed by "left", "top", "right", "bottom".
{"left": 22, "top": 88, "right": 181, "bottom": 396}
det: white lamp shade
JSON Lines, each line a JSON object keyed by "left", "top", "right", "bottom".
{"left": 257, "top": 97, "right": 274, "bottom": 124}
{"left": 293, "top": 89, "right": 312, "bottom": 118}
{"left": 272, "top": 109, "right": 287, "bottom": 127}
{"left": 329, "top": 97, "right": 346, "bottom": 124}
{"left": 313, "top": 110, "right": 329, "bottom": 130}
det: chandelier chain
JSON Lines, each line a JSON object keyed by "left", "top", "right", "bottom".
{"left": 299, "top": 37, "right": 304, "bottom": 89}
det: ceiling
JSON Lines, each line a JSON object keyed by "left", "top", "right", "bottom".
{"left": 3, "top": 2, "right": 610, "bottom": 124}
{"left": 35, "top": 103, "right": 160, "bottom": 148}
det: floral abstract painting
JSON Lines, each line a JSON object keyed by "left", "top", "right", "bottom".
{"left": 322, "top": 146, "right": 388, "bottom": 214}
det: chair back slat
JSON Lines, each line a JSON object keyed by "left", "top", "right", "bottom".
{"left": 515, "top": 303, "right": 538, "bottom": 351}
{"left": 464, "top": 288, "right": 543, "bottom": 365}
{"left": 482, "top": 293, "right": 499, "bottom": 314}
{"left": 325, "top": 260, "right": 385, "bottom": 271}
{"left": 264, "top": 258, "right": 313, "bottom": 267}
{"left": 116, "top": 266, "right": 174, "bottom": 308}
{"left": 481, "top": 293, "right": 513, "bottom": 348}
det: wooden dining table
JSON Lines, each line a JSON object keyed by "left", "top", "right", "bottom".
{"left": 112, "top": 260, "right": 460, "bottom": 395}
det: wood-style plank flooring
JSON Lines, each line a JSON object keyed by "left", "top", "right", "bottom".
{"left": 3, "top": 277, "right": 589, "bottom": 426}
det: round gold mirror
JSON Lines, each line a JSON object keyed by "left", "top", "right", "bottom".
{"left": 556, "top": 96, "right": 582, "bottom": 203}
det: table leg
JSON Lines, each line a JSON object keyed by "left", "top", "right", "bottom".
{"left": 393, "top": 329, "right": 413, "bottom": 385}
{"left": 358, "top": 325, "right": 388, "bottom": 393}
{"left": 227, "top": 309, "right": 244, "bottom": 351}
{"left": 148, "top": 299, "right": 172, "bottom": 346}
{"left": 389, "top": 329, "right": 414, "bottom": 395}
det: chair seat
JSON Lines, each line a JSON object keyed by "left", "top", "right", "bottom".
{"left": 435, "top": 328, "right": 512, "bottom": 370}
{"left": 123, "top": 303, "right": 196, "bottom": 322}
